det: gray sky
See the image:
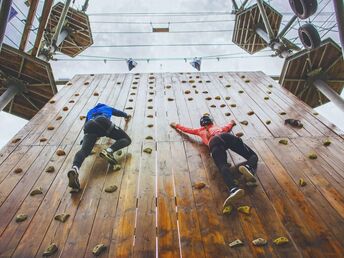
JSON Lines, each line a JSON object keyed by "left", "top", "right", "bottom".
{"left": 1, "top": 0, "right": 343, "bottom": 147}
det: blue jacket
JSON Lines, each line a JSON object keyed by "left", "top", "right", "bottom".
{"left": 86, "top": 103, "right": 127, "bottom": 122}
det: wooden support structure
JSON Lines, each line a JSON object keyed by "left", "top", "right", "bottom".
{"left": 0, "top": 72, "right": 343, "bottom": 257}
{"left": 19, "top": 0, "right": 39, "bottom": 52}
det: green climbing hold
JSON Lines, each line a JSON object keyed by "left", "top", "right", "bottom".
{"left": 143, "top": 147, "right": 152, "bottom": 154}
{"left": 237, "top": 206, "right": 251, "bottom": 215}
{"left": 308, "top": 152, "right": 317, "bottom": 159}
{"left": 238, "top": 90, "right": 244, "bottom": 94}
{"left": 264, "top": 96, "right": 269, "bottom": 100}
{"left": 268, "top": 84, "right": 273, "bottom": 88}
{"left": 43, "top": 243, "right": 58, "bottom": 257}
{"left": 147, "top": 106, "right": 153, "bottom": 109}
{"left": 222, "top": 205, "right": 233, "bottom": 215}
{"left": 113, "top": 164, "right": 121, "bottom": 171}
{"left": 323, "top": 139, "right": 331, "bottom": 146}
{"left": 147, "top": 115, "right": 153, "bottom": 118}
{"left": 45, "top": 166, "right": 55, "bottom": 173}
{"left": 244, "top": 79, "right": 250, "bottom": 83}
{"left": 225, "top": 96, "right": 230, "bottom": 100}
{"left": 16, "top": 214, "right": 28, "bottom": 222}
{"left": 230, "top": 104, "right": 236, "bottom": 108}
{"left": 279, "top": 139, "right": 288, "bottom": 145}
{"left": 215, "top": 96, "right": 221, "bottom": 100}
{"left": 166, "top": 85, "right": 171, "bottom": 89}
{"left": 225, "top": 85, "right": 231, "bottom": 88}
{"left": 148, "top": 98, "right": 153, "bottom": 102}
{"left": 92, "top": 244, "right": 107, "bottom": 256}
{"left": 266, "top": 120, "right": 271, "bottom": 125}
{"left": 105, "top": 185, "right": 118, "bottom": 193}
{"left": 30, "top": 187, "right": 43, "bottom": 196}
{"left": 54, "top": 213, "right": 70, "bottom": 223}
{"left": 147, "top": 124, "right": 154, "bottom": 128}
{"left": 145, "top": 136, "right": 153, "bottom": 140}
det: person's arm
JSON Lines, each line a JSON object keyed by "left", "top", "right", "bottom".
{"left": 111, "top": 108, "right": 128, "bottom": 118}
{"left": 170, "top": 122, "right": 200, "bottom": 135}
{"left": 221, "top": 120, "right": 236, "bottom": 132}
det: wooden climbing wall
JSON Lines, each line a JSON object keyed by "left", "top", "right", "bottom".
{"left": 0, "top": 72, "right": 344, "bottom": 258}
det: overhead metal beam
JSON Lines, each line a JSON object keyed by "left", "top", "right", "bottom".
{"left": 82, "top": 0, "right": 89, "bottom": 12}
{"left": 31, "top": 0, "right": 53, "bottom": 57}
{"left": 0, "top": 0, "right": 13, "bottom": 51}
{"left": 51, "top": 0, "right": 71, "bottom": 48}
{"left": 314, "top": 79, "right": 344, "bottom": 112}
{"left": 19, "top": 0, "right": 39, "bottom": 51}
{"left": 256, "top": 0, "right": 274, "bottom": 41}
{"left": 0, "top": 81, "right": 24, "bottom": 112}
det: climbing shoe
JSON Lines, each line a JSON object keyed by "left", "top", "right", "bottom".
{"left": 99, "top": 149, "right": 118, "bottom": 165}
{"left": 67, "top": 167, "right": 80, "bottom": 190}
{"left": 223, "top": 187, "right": 245, "bottom": 208}
{"left": 239, "top": 164, "right": 257, "bottom": 186}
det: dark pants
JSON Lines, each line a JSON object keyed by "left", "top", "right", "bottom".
{"left": 209, "top": 133, "right": 258, "bottom": 189}
{"left": 73, "top": 116, "right": 131, "bottom": 168}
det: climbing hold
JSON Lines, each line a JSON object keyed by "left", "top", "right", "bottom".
{"left": 268, "top": 84, "right": 273, "bottom": 88}
{"left": 245, "top": 79, "right": 251, "bottom": 83}
{"left": 54, "top": 213, "right": 70, "bottom": 223}
{"left": 202, "top": 91, "right": 208, "bottom": 94}
{"left": 237, "top": 206, "right": 251, "bottom": 215}
{"left": 30, "top": 187, "right": 43, "bottom": 196}
{"left": 189, "top": 80, "right": 195, "bottom": 83}
{"left": 225, "top": 85, "right": 231, "bottom": 88}
{"left": 93, "top": 92, "right": 99, "bottom": 96}
{"left": 130, "top": 93, "right": 136, "bottom": 95}
{"left": 14, "top": 168, "right": 23, "bottom": 174}
{"left": 279, "top": 139, "right": 288, "bottom": 145}
{"left": 225, "top": 113, "right": 231, "bottom": 116}
{"left": 11, "top": 138, "right": 21, "bottom": 144}
{"left": 229, "top": 239, "right": 243, "bottom": 248}
{"left": 184, "top": 90, "right": 191, "bottom": 94}
{"left": 247, "top": 111, "right": 254, "bottom": 116}
{"left": 181, "top": 80, "right": 187, "bottom": 83}
{"left": 193, "top": 182, "right": 206, "bottom": 189}
{"left": 188, "top": 98, "right": 193, "bottom": 101}
{"left": 299, "top": 178, "right": 307, "bottom": 187}
{"left": 84, "top": 81, "right": 90, "bottom": 85}
{"left": 313, "top": 112, "right": 319, "bottom": 115}
{"left": 241, "top": 75, "right": 245, "bottom": 79}
{"left": 125, "top": 107, "right": 133, "bottom": 110}
{"left": 149, "top": 86, "right": 154, "bottom": 89}
{"left": 49, "top": 100, "right": 56, "bottom": 104}
{"left": 47, "top": 126, "right": 54, "bottom": 130}
{"left": 113, "top": 165, "right": 121, "bottom": 171}
{"left": 195, "top": 90, "right": 199, "bottom": 94}
{"left": 240, "top": 120, "right": 248, "bottom": 126}
{"left": 40, "top": 138, "right": 47, "bottom": 142}
{"left": 129, "top": 99, "right": 133, "bottom": 102}
{"left": 252, "top": 238, "right": 267, "bottom": 246}
{"left": 43, "top": 243, "right": 58, "bottom": 257}
{"left": 264, "top": 97, "right": 269, "bottom": 100}
{"left": 266, "top": 120, "right": 271, "bottom": 125}
{"left": 80, "top": 115, "right": 86, "bottom": 120}
{"left": 236, "top": 132, "right": 244, "bottom": 137}
{"left": 149, "top": 92, "right": 154, "bottom": 95}
{"left": 222, "top": 205, "right": 233, "bottom": 215}
{"left": 74, "top": 93, "right": 79, "bottom": 96}
{"left": 143, "top": 147, "right": 152, "bottom": 154}
{"left": 206, "top": 97, "right": 212, "bottom": 101}
{"left": 192, "top": 85, "right": 197, "bottom": 88}
{"left": 145, "top": 136, "right": 153, "bottom": 140}
{"left": 206, "top": 80, "right": 211, "bottom": 83}
{"left": 147, "top": 124, "right": 154, "bottom": 128}
{"left": 147, "top": 115, "right": 153, "bottom": 118}
{"left": 92, "top": 244, "right": 107, "bottom": 256}
{"left": 267, "top": 91, "right": 272, "bottom": 94}
{"left": 45, "top": 166, "right": 55, "bottom": 173}
{"left": 219, "top": 75, "right": 224, "bottom": 78}
{"left": 56, "top": 149, "right": 66, "bottom": 156}
{"left": 56, "top": 116, "right": 62, "bottom": 120}
{"left": 148, "top": 98, "right": 153, "bottom": 102}
{"left": 273, "top": 237, "right": 289, "bottom": 245}
{"left": 105, "top": 185, "right": 118, "bottom": 193}
{"left": 198, "top": 80, "right": 203, "bottom": 83}
{"left": 149, "top": 76, "right": 155, "bottom": 80}
{"left": 63, "top": 107, "right": 68, "bottom": 111}
{"left": 168, "top": 98, "right": 174, "bottom": 101}
{"left": 323, "top": 139, "right": 331, "bottom": 146}
{"left": 147, "top": 106, "right": 153, "bottom": 109}
{"left": 90, "top": 150, "right": 96, "bottom": 155}
{"left": 210, "top": 105, "right": 216, "bottom": 108}
{"left": 67, "top": 82, "right": 72, "bottom": 86}
{"left": 166, "top": 85, "right": 171, "bottom": 89}
{"left": 308, "top": 152, "right": 317, "bottom": 160}
{"left": 238, "top": 90, "right": 244, "bottom": 94}
{"left": 225, "top": 96, "right": 230, "bottom": 100}
{"left": 279, "top": 112, "right": 287, "bottom": 115}
{"left": 15, "top": 214, "right": 28, "bottom": 222}
{"left": 69, "top": 100, "right": 75, "bottom": 103}
{"left": 132, "top": 86, "right": 137, "bottom": 89}
{"left": 230, "top": 104, "right": 236, "bottom": 108}
{"left": 215, "top": 96, "right": 221, "bottom": 100}
{"left": 220, "top": 104, "right": 226, "bottom": 108}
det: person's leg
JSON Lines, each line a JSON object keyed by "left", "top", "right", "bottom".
{"left": 107, "top": 125, "right": 132, "bottom": 152}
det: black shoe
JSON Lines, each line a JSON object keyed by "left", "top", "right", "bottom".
{"left": 239, "top": 164, "right": 257, "bottom": 186}
{"left": 222, "top": 187, "right": 245, "bottom": 208}
{"left": 67, "top": 168, "right": 80, "bottom": 190}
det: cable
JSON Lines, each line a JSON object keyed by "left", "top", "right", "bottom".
{"left": 92, "top": 29, "right": 234, "bottom": 34}
{"left": 87, "top": 11, "right": 233, "bottom": 16}
{"left": 62, "top": 43, "right": 240, "bottom": 48}
{"left": 90, "top": 19, "right": 236, "bottom": 25}
{"left": 4, "top": 35, "right": 19, "bottom": 48}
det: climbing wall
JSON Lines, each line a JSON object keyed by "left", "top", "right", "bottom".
{"left": 0, "top": 72, "right": 344, "bottom": 258}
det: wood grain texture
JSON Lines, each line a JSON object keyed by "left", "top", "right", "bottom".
{"left": 0, "top": 72, "right": 343, "bottom": 258}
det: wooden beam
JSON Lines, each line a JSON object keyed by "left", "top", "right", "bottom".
{"left": 31, "top": 0, "right": 53, "bottom": 57}
{"left": 19, "top": 0, "right": 39, "bottom": 51}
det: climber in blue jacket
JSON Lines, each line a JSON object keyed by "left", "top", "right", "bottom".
{"left": 67, "top": 103, "right": 131, "bottom": 191}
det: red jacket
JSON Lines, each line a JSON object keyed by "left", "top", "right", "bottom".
{"left": 175, "top": 122, "right": 235, "bottom": 145}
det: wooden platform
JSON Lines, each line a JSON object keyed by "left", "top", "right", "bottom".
{"left": 0, "top": 72, "right": 343, "bottom": 258}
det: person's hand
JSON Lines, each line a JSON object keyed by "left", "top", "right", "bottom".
{"left": 230, "top": 119, "right": 236, "bottom": 126}
{"left": 125, "top": 115, "right": 132, "bottom": 122}
{"left": 170, "top": 122, "right": 177, "bottom": 129}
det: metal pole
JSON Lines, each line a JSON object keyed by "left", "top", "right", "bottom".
{"left": 277, "top": 15, "right": 297, "bottom": 39}
{"left": 256, "top": 26, "right": 291, "bottom": 57}
{"left": 255, "top": 26, "right": 270, "bottom": 43}
{"left": 82, "top": 0, "right": 89, "bottom": 12}
{"left": 240, "top": 0, "right": 249, "bottom": 10}
{"left": 231, "top": 0, "right": 239, "bottom": 13}
{"left": 0, "top": 0, "right": 13, "bottom": 51}
{"left": 0, "top": 83, "right": 23, "bottom": 112}
{"left": 314, "top": 79, "right": 344, "bottom": 112}
{"left": 256, "top": 0, "right": 274, "bottom": 41}
{"left": 19, "top": 0, "right": 39, "bottom": 51}
{"left": 51, "top": 0, "right": 72, "bottom": 47}
{"left": 333, "top": 0, "right": 344, "bottom": 58}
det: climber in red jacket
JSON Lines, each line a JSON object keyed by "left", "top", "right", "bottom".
{"left": 170, "top": 114, "right": 258, "bottom": 208}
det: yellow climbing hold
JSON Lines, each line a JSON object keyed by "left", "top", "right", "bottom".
{"left": 273, "top": 237, "right": 289, "bottom": 245}
{"left": 145, "top": 136, "right": 153, "bottom": 140}
{"left": 47, "top": 126, "right": 54, "bottom": 130}
{"left": 323, "top": 139, "right": 331, "bottom": 146}
{"left": 43, "top": 243, "right": 58, "bottom": 257}
{"left": 308, "top": 152, "right": 317, "bottom": 159}
{"left": 92, "top": 244, "right": 107, "bottom": 256}
{"left": 215, "top": 96, "right": 221, "bottom": 100}
{"left": 279, "top": 139, "right": 288, "bottom": 145}
{"left": 45, "top": 166, "right": 55, "bottom": 173}
{"left": 15, "top": 214, "right": 28, "bottom": 222}
{"left": 56, "top": 149, "right": 66, "bottom": 156}
{"left": 143, "top": 147, "right": 152, "bottom": 154}
{"left": 30, "top": 187, "right": 43, "bottom": 196}
{"left": 80, "top": 115, "right": 86, "bottom": 120}
{"left": 222, "top": 205, "right": 233, "bottom": 215}
{"left": 54, "top": 213, "right": 70, "bottom": 223}
{"left": 105, "top": 185, "right": 118, "bottom": 193}
{"left": 230, "top": 104, "right": 237, "bottom": 108}
{"left": 264, "top": 96, "right": 269, "bottom": 100}
{"left": 237, "top": 206, "right": 251, "bottom": 215}
{"left": 299, "top": 178, "right": 307, "bottom": 187}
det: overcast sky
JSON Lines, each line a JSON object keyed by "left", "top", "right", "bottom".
{"left": 1, "top": 0, "right": 343, "bottom": 147}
